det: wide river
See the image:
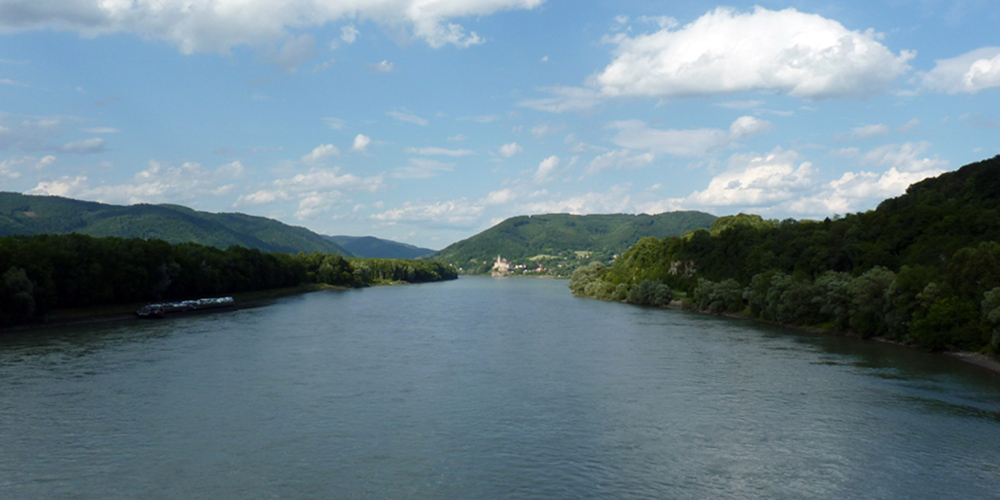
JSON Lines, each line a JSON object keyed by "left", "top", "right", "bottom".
{"left": 2, "top": 277, "right": 1000, "bottom": 499}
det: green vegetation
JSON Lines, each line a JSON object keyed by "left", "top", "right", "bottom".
{"left": 572, "top": 155, "right": 1000, "bottom": 354}
{"left": 434, "top": 211, "right": 716, "bottom": 276}
{"left": 325, "top": 235, "right": 435, "bottom": 259}
{"left": 0, "top": 233, "right": 457, "bottom": 327}
{"left": 0, "top": 193, "right": 350, "bottom": 255}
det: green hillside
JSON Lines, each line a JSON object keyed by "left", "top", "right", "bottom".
{"left": 571, "top": 155, "right": 1000, "bottom": 353}
{"left": 0, "top": 193, "right": 350, "bottom": 255}
{"left": 434, "top": 211, "right": 716, "bottom": 275}
{"left": 326, "top": 235, "right": 435, "bottom": 259}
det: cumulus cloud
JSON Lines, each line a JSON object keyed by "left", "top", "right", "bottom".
{"left": 0, "top": 155, "right": 56, "bottom": 177}
{"left": 0, "top": 155, "right": 56, "bottom": 179}
{"left": 596, "top": 7, "right": 914, "bottom": 99}
{"left": 685, "top": 149, "right": 816, "bottom": 208}
{"left": 352, "top": 134, "right": 371, "bottom": 152}
{"left": 533, "top": 155, "right": 561, "bottom": 183}
{"left": 860, "top": 142, "right": 947, "bottom": 173}
{"left": 301, "top": 143, "right": 339, "bottom": 164}
{"left": 528, "top": 6, "right": 913, "bottom": 111}
{"left": 790, "top": 147, "right": 947, "bottom": 216}
{"left": 651, "top": 143, "right": 949, "bottom": 218}
{"left": 921, "top": 47, "right": 1000, "bottom": 94}
{"left": 499, "top": 142, "right": 522, "bottom": 157}
{"left": 608, "top": 116, "right": 770, "bottom": 157}
{"left": 584, "top": 149, "right": 654, "bottom": 175}
{"left": 30, "top": 160, "right": 244, "bottom": 205}
{"left": 0, "top": 0, "right": 544, "bottom": 53}
{"left": 235, "top": 165, "right": 384, "bottom": 218}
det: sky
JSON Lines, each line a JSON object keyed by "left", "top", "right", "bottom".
{"left": 0, "top": 1, "right": 998, "bottom": 249}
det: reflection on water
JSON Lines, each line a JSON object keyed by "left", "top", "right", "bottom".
{"left": 1, "top": 277, "right": 999, "bottom": 499}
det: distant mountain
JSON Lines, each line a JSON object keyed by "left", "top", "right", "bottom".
{"left": 434, "top": 211, "right": 716, "bottom": 274}
{"left": 0, "top": 192, "right": 351, "bottom": 255}
{"left": 325, "top": 235, "right": 435, "bottom": 259}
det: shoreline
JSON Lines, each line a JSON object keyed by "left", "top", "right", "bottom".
{"left": 0, "top": 283, "right": 345, "bottom": 334}
{"left": 660, "top": 299, "right": 1000, "bottom": 376}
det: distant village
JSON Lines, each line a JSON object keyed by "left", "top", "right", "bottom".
{"left": 489, "top": 252, "right": 616, "bottom": 277}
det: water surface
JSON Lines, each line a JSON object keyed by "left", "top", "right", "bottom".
{"left": 2, "top": 277, "right": 999, "bottom": 499}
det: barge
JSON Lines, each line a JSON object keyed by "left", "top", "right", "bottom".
{"left": 135, "top": 297, "right": 235, "bottom": 319}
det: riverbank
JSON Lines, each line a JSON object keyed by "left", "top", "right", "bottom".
{"left": 0, "top": 283, "right": 345, "bottom": 333}
{"left": 659, "top": 299, "right": 1000, "bottom": 376}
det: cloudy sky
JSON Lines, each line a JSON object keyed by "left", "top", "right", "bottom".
{"left": 1, "top": 0, "right": 998, "bottom": 249}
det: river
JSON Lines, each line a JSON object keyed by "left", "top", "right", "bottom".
{"left": 1, "top": 277, "right": 999, "bottom": 499}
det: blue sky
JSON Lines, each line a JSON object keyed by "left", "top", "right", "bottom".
{"left": 0, "top": 0, "right": 998, "bottom": 249}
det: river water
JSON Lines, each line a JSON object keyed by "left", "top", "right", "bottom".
{"left": 1, "top": 277, "right": 999, "bottom": 499}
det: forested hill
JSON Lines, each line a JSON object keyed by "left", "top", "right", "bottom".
{"left": 325, "top": 235, "right": 435, "bottom": 259}
{"left": 0, "top": 193, "right": 350, "bottom": 255}
{"left": 434, "top": 211, "right": 716, "bottom": 275}
{"left": 570, "top": 155, "right": 1000, "bottom": 354}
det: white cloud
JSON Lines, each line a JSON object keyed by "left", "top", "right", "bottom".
{"left": 921, "top": 47, "right": 1000, "bottom": 94}
{"left": 388, "top": 110, "right": 428, "bottom": 126}
{"left": 0, "top": 78, "right": 28, "bottom": 87}
{"left": 58, "top": 137, "right": 106, "bottom": 154}
{"left": 483, "top": 188, "right": 516, "bottom": 206}
{"left": 82, "top": 127, "right": 120, "bottom": 134}
{"left": 860, "top": 142, "right": 948, "bottom": 173}
{"left": 518, "top": 184, "right": 634, "bottom": 215}
{"left": 323, "top": 117, "right": 347, "bottom": 130}
{"left": 0, "top": 155, "right": 56, "bottom": 177}
{"left": 584, "top": 149, "right": 654, "bottom": 175}
{"left": 899, "top": 118, "right": 920, "bottom": 133}
{"left": 340, "top": 24, "right": 359, "bottom": 44}
{"left": 393, "top": 158, "right": 455, "bottom": 179}
{"left": 31, "top": 160, "right": 244, "bottom": 205}
{"left": 447, "top": 134, "right": 466, "bottom": 141}
{"left": 404, "top": 146, "right": 473, "bottom": 156}
{"left": 0, "top": 0, "right": 544, "bottom": 53}
{"left": 651, "top": 143, "right": 949, "bottom": 218}
{"left": 371, "top": 199, "right": 484, "bottom": 226}
{"left": 533, "top": 155, "right": 561, "bottom": 184}
{"left": 499, "top": 142, "right": 522, "bottom": 157}
{"left": 369, "top": 60, "right": 395, "bottom": 73}
{"left": 608, "top": 116, "right": 770, "bottom": 157}
{"left": 519, "top": 86, "right": 606, "bottom": 113}
{"left": 684, "top": 149, "right": 816, "bottom": 208}
{"left": 301, "top": 144, "right": 340, "bottom": 164}
{"left": 842, "top": 123, "right": 891, "bottom": 140}
{"left": 352, "top": 134, "right": 371, "bottom": 152}
{"left": 531, "top": 123, "right": 563, "bottom": 138}
{"left": 596, "top": 7, "right": 913, "bottom": 100}
{"left": 537, "top": 5, "right": 912, "bottom": 111}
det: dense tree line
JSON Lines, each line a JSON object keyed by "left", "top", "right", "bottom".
{"left": 572, "top": 156, "right": 1000, "bottom": 353}
{"left": 0, "top": 233, "right": 456, "bottom": 326}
